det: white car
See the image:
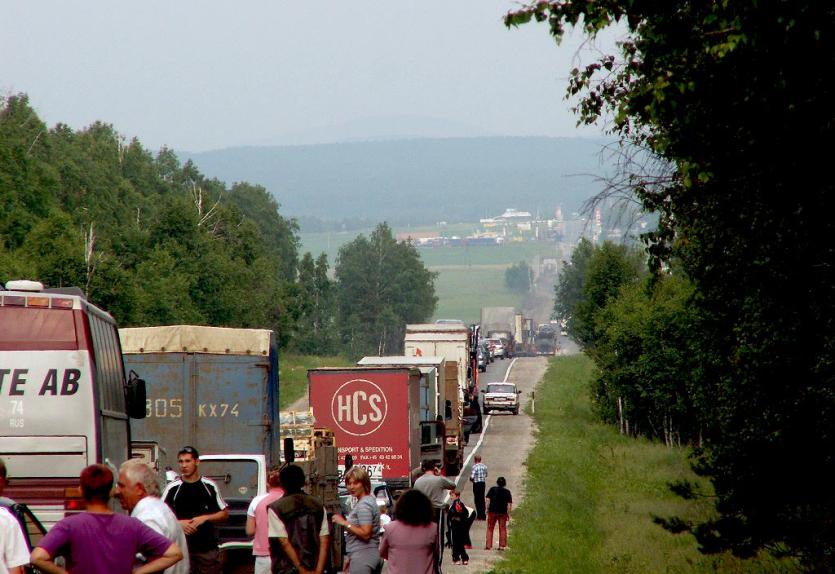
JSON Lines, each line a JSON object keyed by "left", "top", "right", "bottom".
{"left": 481, "top": 382, "right": 521, "bottom": 415}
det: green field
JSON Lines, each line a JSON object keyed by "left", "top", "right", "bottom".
{"left": 492, "top": 355, "right": 798, "bottom": 574}
{"left": 299, "top": 229, "right": 559, "bottom": 323}
{"left": 278, "top": 353, "right": 353, "bottom": 409}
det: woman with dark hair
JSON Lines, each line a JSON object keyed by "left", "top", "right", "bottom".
{"left": 379, "top": 489, "right": 437, "bottom": 574}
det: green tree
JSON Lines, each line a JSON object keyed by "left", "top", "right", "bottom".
{"left": 507, "top": 1, "right": 835, "bottom": 566}
{"left": 573, "top": 241, "right": 645, "bottom": 349}
{"left": 290, "top": 252, "right": 336, "bottom": 354}
{"left": 553, "top": 237, "right": 594, "bottom": 332}
{"left": 505, "top": 260, "right": 533, "bottom": 293}
{"left": 335, "top": 223, "right": 437, "bottom": 358}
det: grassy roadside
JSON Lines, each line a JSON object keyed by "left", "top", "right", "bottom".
{"left": 278, "top": 352, "right": 353, "bottom": 409}
{"left": 493, "top": 355, "right": 797, "bottom": 574}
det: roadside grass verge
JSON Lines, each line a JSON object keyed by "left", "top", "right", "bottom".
{"left": 492, "top": 354, "right": 798, "bottom": 574}
{"left": 278, "top": 353, "right": 353, "bottom": 409}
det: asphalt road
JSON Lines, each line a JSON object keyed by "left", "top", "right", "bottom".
{"left": 440, "top": 355, "right": 549, "bottom": 573}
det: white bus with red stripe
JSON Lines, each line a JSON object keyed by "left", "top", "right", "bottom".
{"left": 0, "top": 281, "right": 145, "bottom": 528}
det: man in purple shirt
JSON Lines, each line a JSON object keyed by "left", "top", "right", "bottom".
{"left": 30, "top": 464, "right": 183, "bottom": 574}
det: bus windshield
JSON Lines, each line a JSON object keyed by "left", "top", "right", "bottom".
{"left": 0, "top": 307, "right": 78, "bottom": 349}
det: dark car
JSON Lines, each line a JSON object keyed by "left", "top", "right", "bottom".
{"left": 0, "top": 498, "right": 48, "bottom": 573}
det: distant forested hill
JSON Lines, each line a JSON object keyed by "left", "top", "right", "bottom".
{"left": 183, "top": 137, "right": 615, "bottom": 227}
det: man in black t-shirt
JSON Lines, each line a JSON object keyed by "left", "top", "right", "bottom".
{"left": 485, "top": 476, "right": 512, "bottom": 551}
{"left": 162, "top": 446, "right": 229, "bottom": 574}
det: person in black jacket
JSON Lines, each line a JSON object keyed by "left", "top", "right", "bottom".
{"left": 446, "top": 490, "right": 471, "bottom": 565}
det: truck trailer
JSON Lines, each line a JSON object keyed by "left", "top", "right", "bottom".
{"left": 119, "top": 325, "right": 279, "bottom": 567}
{"left": 356, "top": 356, "right": 465, "bottom": 475}
{"left": 308, "top": 367, "right": 444, "bottom": 491}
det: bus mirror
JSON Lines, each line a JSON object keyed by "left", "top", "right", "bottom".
{"left": 126, "top": 370, "right": 147, "bottom": 419}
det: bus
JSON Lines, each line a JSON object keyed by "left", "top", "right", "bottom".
{"left": 0, "top": 280, "right": 145, "bottom": 527}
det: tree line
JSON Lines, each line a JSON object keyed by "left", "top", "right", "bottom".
{"left": 0, "top": 94, "right": 436, "bottom": 359}
{"left": 510, "top": 1, "right": 835, "bottom": 569}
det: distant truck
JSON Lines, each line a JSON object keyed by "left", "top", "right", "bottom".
{"left": 535, "top": 324, "right": 559, "bottom": 355}
{"left": 308, "top": 367, "right": 445, "bottom": 491}
{"left": 356, "top": 356, "right": 465, "bottom": 475}
{"left": 480, "top": 307, "right": 517, "bottom": 357}
{"left": 119, "top": 325, "right": 279, "bottom": 567}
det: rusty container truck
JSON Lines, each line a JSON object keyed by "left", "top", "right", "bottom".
{"left": 308, "top": 367, "right": 444, "bottom": 490}
{"left": 119, "top": 325, "right": 279, "bottom": 567}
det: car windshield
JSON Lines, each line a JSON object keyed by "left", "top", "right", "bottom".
{"left": 488, "top": 384, "right": 515, "bottom": 394}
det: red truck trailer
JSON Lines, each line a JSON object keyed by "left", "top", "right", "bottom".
{"left": 308, "top": 367, "right": 444, "bottom": 491}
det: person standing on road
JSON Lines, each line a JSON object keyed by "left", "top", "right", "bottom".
{"left": 0, "top": 459, "right": 29, "bottom": 574}
{"left": 31, "top": 464, "right": 183, "bottom": 574}
{"left": 267, "top": 464, "right": 330, "bottom": 574}
{"left": 446, "top": 490, "right": 470, "bottom": 566}
{"left": 379, "top": 489, "right": 437, "bottom": 574}
{"left": 413, "top": 460, "right": 455, "bottom": 571}
{"left": 484, "top": 477, "right": 512, "bottom": 551}
{"left": 162, "top": 446, "right": 229, "bottom": 574}
{"left": 332, "top": 467, "right": 383, "bottom": 574}
{"left": 469, "top": 455, "right": 488, "bottom": 520}
{"left": 246, "top": 466, "right": 285, "bottom": 574}
{"left": 116, "top": 459, "right": 190, "bottom": 574}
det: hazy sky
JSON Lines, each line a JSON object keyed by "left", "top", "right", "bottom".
{"left": 2, "top": 1, "right": 619, "bottom": 152}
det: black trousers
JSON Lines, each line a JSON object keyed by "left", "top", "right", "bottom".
{"left": 450, "top": 519, "right": 470, "bottom": 563}
{"left": 472, "top": 481, "right": 486, "bottom": 519}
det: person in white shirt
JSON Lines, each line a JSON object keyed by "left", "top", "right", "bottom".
{"left": 115, "top": 459, "right": 190, "bottom": 574}
{"left": 0, "top": 459, "right": 30, "bottom": 574}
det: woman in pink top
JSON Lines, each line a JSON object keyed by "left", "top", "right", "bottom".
{"left": 379, "top": 489, "right": 437, "bottom": 574}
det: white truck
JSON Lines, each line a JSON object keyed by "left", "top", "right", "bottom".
{"left": 404, "top": 323, "right": 471, "bottom": 396}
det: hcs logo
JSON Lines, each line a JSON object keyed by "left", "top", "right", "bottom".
{"left": 331, "top": 379, "right": 388, "bottom": 436}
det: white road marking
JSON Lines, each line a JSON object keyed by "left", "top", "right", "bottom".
{"left": 455, "top": 357, "right": 519, "bottom": 489}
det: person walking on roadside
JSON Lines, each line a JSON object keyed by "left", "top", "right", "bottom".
{"left": 0, "top": 459, "right": 29, "bottom": 574}
{"left": 31, "top": 464, "right": 183, "bottom": 574}
{"left": 379, "top": 489, "right": 437, "bottom": 574}
{"left": 267, "top": 464, "right": 330, "bottom": 574}
{"left": 484, "top": 477, "right": 512, "bottom": 551}
{"left": 413, "top": 460, "right": 455, "bottom": 571}
{"left": 115, "top": 459, "right": 190, "bottom": 574}
{"left": 332, "top": 467, "right": 383, "bottom": 574}
{"left": 469, "top": 455, "right": 488, "bottom": 520}
{"left": 246, "top": 466, "right": 285, "bottom": 574}
{"left": 162, "top": 446, "right": 229, "bottom": 574}
{"left": 446, "top": 490, "right": 470, "bottom": 566}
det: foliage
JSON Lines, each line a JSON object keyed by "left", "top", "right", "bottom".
{"left": 335, "top": 223, "right": 437, "bottom": 359}
{"left": 287, "top": 252, "right": 337, "bottom": 355}
{"left": 0, "top": 93, "right": 298, "bottom": 338}
{"left": 504, "top": 260, "right": 533, "bottom": 293}
{"left": 571, "top": 241, "right": 645, "bottom": 349}
{"left": 507, "top": 1, "right": 835, "bottom": 567}
{"left": 553, "top": 237, "right": 593, "bottom": 328}
{"left": 492, "top": 355, "right": 796, "bottom": 574}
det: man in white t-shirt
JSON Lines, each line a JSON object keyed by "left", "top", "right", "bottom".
{"left": 116, "top": 459, "right": 190, "bottom": 574}
{"left": 0, "top": 459, "right": 29, "bottom": 574}
{"left": 245, "top": 466, "right": 284, "bottom": 574}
